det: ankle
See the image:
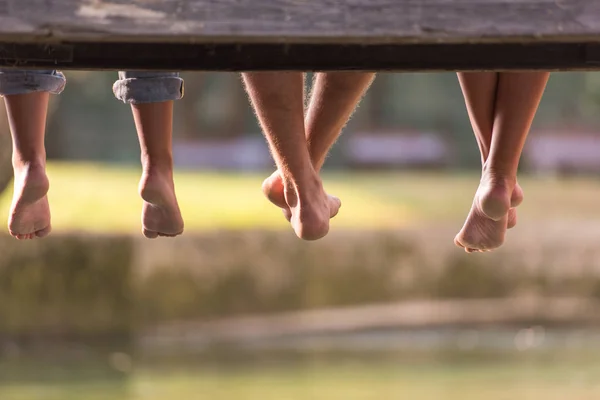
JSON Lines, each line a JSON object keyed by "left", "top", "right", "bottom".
{"left": 141, "top": 155, "right": 173, "bottom": 177}
{"left": 282, "top": 169, "right": 323, "bottom": 206}
{"left": 12, "top": 157, "right": 46, "bottom": 174}
{"left": 283, "top": 166, "right": 320, "bottom": 191}
{"left": 481, "top": 164, "right": 516, "bottom": 187}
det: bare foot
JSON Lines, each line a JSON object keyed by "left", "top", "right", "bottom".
{"left": 477, "top": 174, "right": 521, "bottom": 220}
{"left": 139, "top": 169, "right": 183, "bottom": 239}
{"left": 266, "top": 170, "right": 339, "bottom": 240}
{"left": 262, "top": 170, "right": 288, "bottom": 209}
{"left": 9, "top": 163, "right": 51, "bottom": 239}
{"left": 454, "top": 201, "right": 508, "bottom": 253}
{"left": 263, "top": 170, "right": 341, "bottom": 229}
{"left": 506, "top": 183, "right": 523, "bottom": 229}
{"left": 454, "top": 176, "right": 523, "bottom": 253}
{"left": 285, "top": 181, "right": 341, "bottom": 240}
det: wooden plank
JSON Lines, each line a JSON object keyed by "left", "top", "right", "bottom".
{"left": 2, "top": 0, "right": 600, "bottom": 45}
{"left": 0, "top": 42, "right": 598, "bottom": 71}
{"left": 0, "top": 0, "right": 599, "bottom": 70}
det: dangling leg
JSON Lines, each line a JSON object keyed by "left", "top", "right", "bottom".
{"left": 262, "top": 72, "right": 375, "bottom": 220}
{"left": 2, "top": 70, "right": 65, "bottom": 239}
{"left": 455, "top": 72, "right": 548, "bottom": 252}
{"left": 5, "top": 92, "right": 52, "bottom": 239}
{"left": 114, "top": 71, "right": 185, "bottom": 238}
{"left": 242, "top": 72, "right": 340, "bottom": 240}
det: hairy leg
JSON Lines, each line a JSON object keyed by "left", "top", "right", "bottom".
{"left": 263, "top": 72, "right": 375, "bottom": 216}
{"left": 243, "top": 72, "right": 340, "bottom": 240}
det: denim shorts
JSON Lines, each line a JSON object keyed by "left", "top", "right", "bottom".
{"left": 0, "top": 70, "right": 184, "bottom": 104}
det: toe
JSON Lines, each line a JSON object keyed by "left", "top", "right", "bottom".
{"left": 158, "top": 232, "right": 182, "bottom": 238}
{"left": 35, "top": 225, "right": 51, "bottom": 238}
{"left": 454, "top": 237, "right": 465, "bottom": 248}
{"left": 143, "top": 229, "right": 159, "bottom": 239}
{"left": 328, "top": 195, "right": 341, "bottom": 218}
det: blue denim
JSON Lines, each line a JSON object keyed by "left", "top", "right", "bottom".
{"left": 0, "top": 70, "right": 184, "bottom": 104}
{"left": 0, "top": 70, "right": 66, "bottom": 95}
{"left": 112, "top": 71, "right": 184, "bottom": 104}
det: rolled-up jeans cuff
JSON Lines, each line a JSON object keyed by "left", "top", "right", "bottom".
{"left": 113, "top": 71, "right": 184, "bottom": 104}
{"left": 0, "top": 70, "right": 66, "bottom": 96}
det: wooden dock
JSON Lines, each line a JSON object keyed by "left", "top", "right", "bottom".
{"left": 1, "top": 1, "right": 600, "bottom": 70}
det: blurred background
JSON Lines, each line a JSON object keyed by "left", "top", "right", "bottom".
{"left": 1, "top": 71, "right": 600, "bottom": 399}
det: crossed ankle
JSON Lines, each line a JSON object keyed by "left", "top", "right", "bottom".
{"left": 481, "top": 161, "right": 517, "bottom": 177}
{"left": 480, "top": 167, "right": 516, "bottom": 188}
{"left": 283, "top": 173, "right": 324, "bottom": 202}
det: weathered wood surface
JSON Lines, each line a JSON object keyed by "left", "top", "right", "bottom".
{"left": 0, "top": 0, "right": 600, "bottom": 70}
{"left": 2, "top": 0, "right": 600, "bottom": 44}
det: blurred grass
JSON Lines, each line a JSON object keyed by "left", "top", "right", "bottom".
{"left": 133, "top": 362, "right": 600, "bottom": 400}
{"left": 2, "top": 359, "right": 600, "bottom": 400}
{"left": 1, "top": 162, "right": 600, "bottom": 233}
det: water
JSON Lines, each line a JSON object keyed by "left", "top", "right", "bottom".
{"left": 3, "top": 328, "right": 600, "bottom": 399}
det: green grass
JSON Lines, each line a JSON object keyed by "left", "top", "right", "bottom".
{"left": 2, "top": 162, "right": 600, "bottom": 233}
{"left": 2, "top": 359, "right": 600, "bottom": 400}
{"left": 133, "top": 362, "right": 600, "bottom": 400}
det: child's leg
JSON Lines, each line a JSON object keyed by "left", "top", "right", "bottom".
{"left": 1, "top": 70, "right": 65, "bottom": 239}
{"left": 242, "top": 72, "right": 340, "bottom": 240}
{"left": 457, "top": 73, "right": 497, "bottom": 164}
{"left": 455, "top": 72, "right": 549, "bottom": 252}
{"left": 455, "top": 72, "right": 509, "bottom": 252}
{"left": 114, "top": 72, "right": 184, "bottom": 238}
{"left": 262, "top": 72, "right": 375, "bottom": 214}
{"left": 482, "top": 72, "right": 549, "bottom": 217}
{"left": 457, "top": 72, "right": 521, "bottom": 229}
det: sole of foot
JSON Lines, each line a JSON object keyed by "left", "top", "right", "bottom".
{"left": 454, "top": 204, "right": 508, "bottom": 253}
{"left": 455, "top": 180, "right": 523, "bottom": 253}
{"left": 9, "top": 164, "right": 51, "bottom": 240}
{"left": 139, "top": 172, "right": 184, "bottom": 239}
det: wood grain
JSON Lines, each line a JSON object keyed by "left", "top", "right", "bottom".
{"left": 2, "top": 0, "right": 600, "bottom": 44}
{"left": 0, "top": 1, "right": 599, "bottom": 70}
